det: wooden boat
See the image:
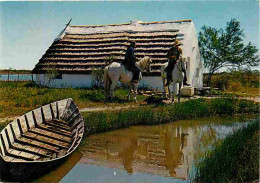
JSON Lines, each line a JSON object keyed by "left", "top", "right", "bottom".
{"left": 0, "top": 98, "right": 84, "bottom": 181}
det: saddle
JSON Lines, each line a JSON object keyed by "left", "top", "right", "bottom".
{"left": 125, "top": 64, "right": 140, "bottom": 82}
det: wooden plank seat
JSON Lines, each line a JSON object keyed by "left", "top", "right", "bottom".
{"left": 44, "top": 120, "right": 72, "bottom": 131}
{"left": 35, "top": 123, "right": 72, "bottom": 138}
{"left": 21, "top": 132, "right": 70, "bottom": 149}
{"left": 28, "top": 128, "right": 72, "bottom": 144}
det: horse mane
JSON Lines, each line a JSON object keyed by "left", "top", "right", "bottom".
{"left": 136, "top": 56, "right": 151, "bottom": 71}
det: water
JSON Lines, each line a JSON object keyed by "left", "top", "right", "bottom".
{"left": 35, "top": 116, "right": 254, "bottom": 182}
{"left": 0, "top": 74, "right": 35, "bottom": 81}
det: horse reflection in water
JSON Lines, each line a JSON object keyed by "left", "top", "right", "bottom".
{"left": 164, "top": 125, "right": 189, "bottom": 177}
{"left": 118, "top": 137, "right": 138, "bottom": 174}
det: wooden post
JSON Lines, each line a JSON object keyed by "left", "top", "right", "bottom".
{"left": 18, "top": 73, "right": 19, "bottom": 81}
{"left": 7, "top": 70, "right": 9, "bottom": 81}
{"left": 31, "top": 73, "right": 33, "bottom": 81}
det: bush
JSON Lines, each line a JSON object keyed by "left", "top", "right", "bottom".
{"left": 210, "top": 97, "right": 237, "bottom": 115}
{"left": 228, "top": 81, "right": 243, "bottom": 91}
{"left": 237, "top": 99, "right": 259, "bottom": 114}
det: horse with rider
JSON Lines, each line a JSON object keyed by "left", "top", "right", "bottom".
{"left": 122, "top": 41, "right": 140, "bottom": 83}
{"left": 164, "top": 39, "right": 190, "bottom": 87}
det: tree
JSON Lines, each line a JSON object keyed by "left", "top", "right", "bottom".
{"left": 91, "top": 68, "right": 104, "bottom": 88}
{"left": 44, "top": 64, "right": 59, "bottom": 87}
{"left": 198, "top": 19, "right": 259, "bottom": 86}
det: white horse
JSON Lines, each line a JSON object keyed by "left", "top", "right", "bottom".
{"left": 161, "top": 57, "right": 187, "bottom": 102}
{"left": 104, "top": 56, "right": 152, "bottom": 101}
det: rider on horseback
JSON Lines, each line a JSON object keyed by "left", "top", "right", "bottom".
{"left": 164, "top": 40, "right": 190, "bottom": 86}
{"left": 123, "top": 41, "right": 140, "bottom": 83}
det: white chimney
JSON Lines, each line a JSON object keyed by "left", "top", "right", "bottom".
{"left": 130, "top": 20, "right": 143, "bottom": 26}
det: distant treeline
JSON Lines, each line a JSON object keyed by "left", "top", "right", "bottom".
{"left": 0, "top": 69, "right": 32, "bottom": 74}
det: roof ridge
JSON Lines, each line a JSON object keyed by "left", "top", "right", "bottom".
{"left": 70, "top": 19, "right": 192, "bottom": 28}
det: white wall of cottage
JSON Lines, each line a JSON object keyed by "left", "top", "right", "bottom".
{"left": 36, "top": 74, "right": 166, "bottom": 90}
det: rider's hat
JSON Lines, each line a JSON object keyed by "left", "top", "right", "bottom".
{"left": 173, "top": 39, "right": 181, "bottom": 46}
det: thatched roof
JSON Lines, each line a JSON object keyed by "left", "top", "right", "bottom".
{"left": 33, "top": 19, "right": 193, "bottom": 75}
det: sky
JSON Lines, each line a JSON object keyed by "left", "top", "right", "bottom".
{"left": 0, "top": 1, "right": 259, "bottom": 70}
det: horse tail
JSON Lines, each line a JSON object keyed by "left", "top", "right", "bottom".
{"left": 104, "top": 66, "right": 111, "bottom": 97}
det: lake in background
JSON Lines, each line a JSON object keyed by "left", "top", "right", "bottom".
{"left": 0, "top": 74, "right": 35, "bottom": 81}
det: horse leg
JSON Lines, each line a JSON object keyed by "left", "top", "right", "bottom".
{"left": 133, "top": 83, "right": 138, "bottom": 102}
{"left": 128, "top": 85, "right": 132, "bottom": 100}
{"left": 104, "top": 67, "right": 111, "bottom": 101}
{"left": 172, "top": 83, "right": 177, "bottom": 103}
{"left": 162, "top": 77, "right": 167, "bottom": 97}
{"left": 109, "top": 80, "right": 118, "bottom": 101}
{"left": 167, "top": 85, "right": 170, "bottom": 99}
{"left": 178, "top": 83, "right": 181, "bottom": 102}
{"left": 171, "top": 85, "right": 174, "bottom": 103}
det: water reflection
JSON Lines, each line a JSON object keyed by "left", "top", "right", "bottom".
{"left": 79, "top": 116, "right": 250, "bottom": 180}
{"left": 118, "top": 137, "right": 138, "bottom": 174}
{"left": 33, "top": 150, "right": 83, "bottom": 183}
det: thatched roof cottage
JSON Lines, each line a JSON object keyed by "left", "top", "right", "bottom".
{"left": 33, "top": 19, "right": 203, "bottom": 90}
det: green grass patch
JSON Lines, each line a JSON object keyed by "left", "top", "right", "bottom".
{"left": 0, "top": 81, "right": 144, "bottom": 118}
{"left": 192, "top": 119, "right": 259, "bottom": 183}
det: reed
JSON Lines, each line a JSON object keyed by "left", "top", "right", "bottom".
{"left": 191, "top": 119, "right": 259, "bottom": 183}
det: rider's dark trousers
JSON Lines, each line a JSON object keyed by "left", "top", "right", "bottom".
{"left": 164, "top": 58, "right": 177, "bottom": 84}
{"left": 128, "top": 64, "right": 140, "bottom": 81}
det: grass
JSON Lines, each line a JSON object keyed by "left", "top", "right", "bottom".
{"left": 82, "top": 98, "right": 259, "bottom": 136}
{"left": 192, "top": 119, "right": 259, "bottom": 183}
{"left": 0, "top": 121, "right": 10, "bottom": 131}
{"left": 0, "top": 81, "right": 145, "bottom": 118}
